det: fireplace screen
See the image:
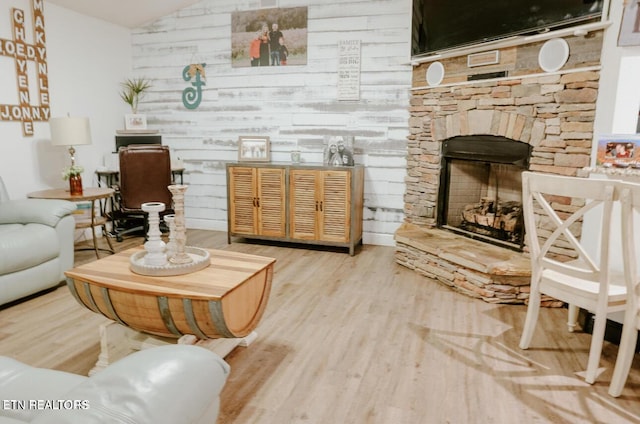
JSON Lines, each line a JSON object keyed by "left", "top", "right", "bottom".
{"left": 437, "top": 136, "right": 531, "bottom": 250}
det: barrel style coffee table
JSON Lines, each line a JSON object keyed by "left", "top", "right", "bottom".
{"left": 65, "top": 246, "right": 275, "bottom": 373}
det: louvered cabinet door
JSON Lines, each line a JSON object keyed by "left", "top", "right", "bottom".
{"left": 257, "top": 167, "right": 286, "bottom": 237}
{"left": 318, "top": 170, "right": 351, "bottom": 243}
{"left": 289, "top": 169, "right": 318, "bottom": 240}
{"left": 228, "top": 166, "right": 257, "bottom": 235}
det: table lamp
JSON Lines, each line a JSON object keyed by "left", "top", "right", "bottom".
{"left": 50, "top": 116, "right": 92, "bottom": 195}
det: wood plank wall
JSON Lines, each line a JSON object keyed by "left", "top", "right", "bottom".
{"left": 130, "top": 0, "right": 412, "bottom": 246}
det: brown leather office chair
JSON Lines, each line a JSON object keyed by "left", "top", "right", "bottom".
{"left": 112, "top": 145, "right": 173, "bottom": 241}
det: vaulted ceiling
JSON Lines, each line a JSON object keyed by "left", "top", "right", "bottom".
{"left": 46, "top": 0, "right": 201, "bottom": 28}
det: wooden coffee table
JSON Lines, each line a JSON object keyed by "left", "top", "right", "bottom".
{"left": 65, "top": 246, "right": 275, "bottom": 373}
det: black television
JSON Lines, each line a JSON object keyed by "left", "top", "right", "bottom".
{"left": 411, "top": 0, "right": 605, "bottom": 58}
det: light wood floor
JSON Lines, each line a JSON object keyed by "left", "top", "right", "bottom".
{"left": 1, "top": 230, "right": 639, "bottom": 423}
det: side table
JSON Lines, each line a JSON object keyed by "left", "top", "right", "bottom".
{"left": 28, "top": 187, "right": 115, "bottom": 258}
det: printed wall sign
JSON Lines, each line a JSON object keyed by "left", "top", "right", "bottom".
{"left": 0, "top": 0, "right": 50, "bottom": 136}
{"left": 337, "top": 39, "right": 361, "bottom": 101}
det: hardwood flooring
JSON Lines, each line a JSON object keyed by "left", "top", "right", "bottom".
{"left": 1, "top": 230, "right": 639, "bottom": 423}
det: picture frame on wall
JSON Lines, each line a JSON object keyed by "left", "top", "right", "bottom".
{"left": 238, "top": 136, "right": 271, "bottom": 162}
{"left": 124, "top": 114, "right": 147, "bottom": 130}
{"left": 323, "top": 135, "right": 355, "bottom": 166}
{"left": 231, "top": 7, "right": 308, "bottom": 68}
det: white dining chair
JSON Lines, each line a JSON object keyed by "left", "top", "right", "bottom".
{"left": 609, "top": 181, "right": 640, "bottom": 397}
{"left": 519, "top": 171, "right": 626, "bottom": 384}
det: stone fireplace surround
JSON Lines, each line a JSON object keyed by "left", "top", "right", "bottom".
{"left": 396, "top": 33, "right": 602, "bottom": 305}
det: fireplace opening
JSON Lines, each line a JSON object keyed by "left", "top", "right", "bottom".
{"left": 437, "top": 136, "right": 532, "bottom": 251}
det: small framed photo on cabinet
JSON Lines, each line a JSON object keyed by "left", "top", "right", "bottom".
{"left": 238, "top": 136, "right": 270, "bottom": 162}
{"left": 324, "top": 135, "right": 354, "bottom": 166}
{"left": 124, "top": 114, "right": 147, "bottom": 130}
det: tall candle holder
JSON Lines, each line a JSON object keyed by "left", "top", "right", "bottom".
{"left": 141, "top": 202, "right": 168, "bottom": 267}
{"left": 168, "top": 184, "right": 192, "bottom": 264}
{"left": 164, "top": 214, "right": 177, "bottom": 259}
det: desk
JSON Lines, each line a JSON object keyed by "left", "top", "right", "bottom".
{"left": 28, "top": 187, "right": 115, "bottom": 259}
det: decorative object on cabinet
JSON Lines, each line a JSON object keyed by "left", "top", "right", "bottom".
{"left": 595, "top": 134, "right": 640, "bottom": 168}
{"left": 324, "top": 135, "right": 354, "bottom": 166}
{"left": 227, "top": 163, "right": 364, "bottom": 255}
{"left": 182, "top": 63, "right": 206, "bottom": 109}
{"left": 124, "top": 114, "right": 147, "bottom": 130}
{"left": 231, "top": 7, "right": 308, "bottom": 68}
{"left": 50, "top": 116, "right": 92, "bottom": 195}
{"left": 238, "top": 136, "right": 271, "bottom": 162}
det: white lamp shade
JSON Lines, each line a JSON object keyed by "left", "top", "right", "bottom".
{"left": 50, "top": 117, "right": 92, "bottom": 147}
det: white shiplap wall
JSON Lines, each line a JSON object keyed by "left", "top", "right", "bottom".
{"left": 130, "top": 0, "right": 411, "bottom": 246}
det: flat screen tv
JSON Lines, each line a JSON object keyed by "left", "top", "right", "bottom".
{"left": 411, "top": 0, "right": 604, "bottom": 58}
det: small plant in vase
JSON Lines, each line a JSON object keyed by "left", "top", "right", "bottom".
{"left": 119, "top": 77, "right": 152, "bottom": 115}
{"left": 62, "top": 165, "right": 84, "bottom": 195}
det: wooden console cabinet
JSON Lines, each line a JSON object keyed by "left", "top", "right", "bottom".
{"left": 227, "top": 163, "right": 364, "bottom": 255}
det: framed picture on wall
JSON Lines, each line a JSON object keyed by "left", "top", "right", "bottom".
{"left": 231, "top": 7, "right": 308, "bottom": 68}
{"left": 238, "top": 136, "right": 271, "bottom": 162}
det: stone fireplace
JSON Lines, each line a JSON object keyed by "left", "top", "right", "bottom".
{"left": 395, "top": 32, "right": 604, "bottom": 305}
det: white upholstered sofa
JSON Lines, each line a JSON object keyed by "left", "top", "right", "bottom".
{"left": 0, "top": 344, "right": 230, "bottom": 423}
{"left": 0, "top": 176, "right": 76, "bottom": 306}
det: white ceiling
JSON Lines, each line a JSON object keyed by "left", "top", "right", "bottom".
{"left": 47, "top": 0, "right": 202, "bottom": 28}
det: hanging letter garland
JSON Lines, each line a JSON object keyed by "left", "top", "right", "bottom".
{"left": 182, "top": 63, "right": 206, "bottom": 110}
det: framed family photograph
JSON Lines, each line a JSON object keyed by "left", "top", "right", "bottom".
{"left": 231, "top": 7, "right": 308, "bottom": 68}
{"left": 324, "top": 135, "right": 355, "bottom": 166}
{"left": 238, "top": 136, "right": 271, "bottom": 162}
